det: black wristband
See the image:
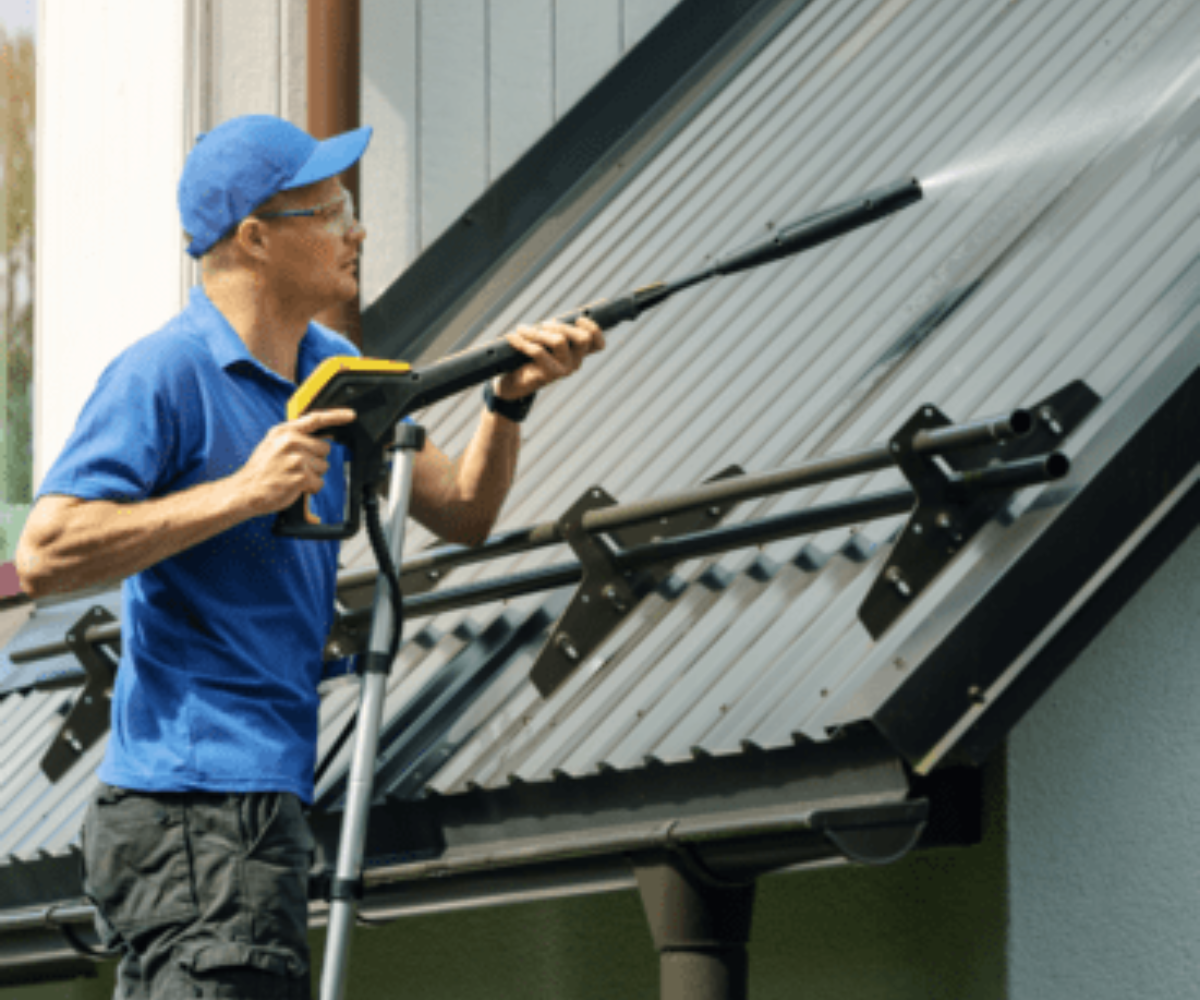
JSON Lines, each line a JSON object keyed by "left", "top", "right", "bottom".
{"left": 483, "top": 380, "right": 536, "bottom": 424}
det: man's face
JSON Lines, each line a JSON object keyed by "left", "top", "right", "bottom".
{"left": 257, "top": 177, "right": 366, "bottom": 314}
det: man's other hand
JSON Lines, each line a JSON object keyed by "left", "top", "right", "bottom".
{"left": 495, "top": 317, "right": 605, "bottom": 400}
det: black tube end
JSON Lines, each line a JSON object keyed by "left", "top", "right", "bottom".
{"left": 1044, "top": 452, "right": 1070, "bottom": 480}
{"left": 864, "top": 177, "right": 926, "bottom": 216}
{"left": 1008, "top": 408, "right": 1034, "bottom": 438}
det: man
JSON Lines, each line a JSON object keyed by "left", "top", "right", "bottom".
{"left": 15, "top": 115, "right": 603, "bottom": 999}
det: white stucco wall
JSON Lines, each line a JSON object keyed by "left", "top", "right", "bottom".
{"left": 34, "top": 0, "right": 305, "bottom": 487}
{"left": 35, "top": 0, "right": 190, "bottom": 485}
{"left": 1009, "top": 523, "right": 1200, "bottom": 997}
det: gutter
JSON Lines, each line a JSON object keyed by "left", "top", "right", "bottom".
{"left": 343, "top": 796, "right": 929, "bottom": 897}
{"left": 0, "top": 794, "right": 931, "bottom": 985}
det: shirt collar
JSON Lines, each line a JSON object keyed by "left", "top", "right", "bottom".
{"left": 187, "top": 285, "right": 320, "bottom": 388}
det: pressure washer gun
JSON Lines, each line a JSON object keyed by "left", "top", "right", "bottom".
{"left": 295, "top": 176, "right": 924, "bottom": 1000}
{"left": 275, "top": 176, "right": 923, "bottom": 542}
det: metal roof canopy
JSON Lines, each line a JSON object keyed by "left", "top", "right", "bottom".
{"left": 324, "top": 0, "right": 1200, "bottom": 804}
{"left": 1, "top": 326, "right": 1187, "bottom": 970}
{"left": 3, "top": 392, "right": 1077, "bottom": 783}
{"left": 308, "top": 0, "right": 1200, "bottom": 925}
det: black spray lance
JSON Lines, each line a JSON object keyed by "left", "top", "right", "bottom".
{"left": 276, "top": 176, "right": 924, "bottom": 541}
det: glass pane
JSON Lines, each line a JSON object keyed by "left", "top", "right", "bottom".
{"left": 0, "top": 0, "right": 35, "bottom": 564}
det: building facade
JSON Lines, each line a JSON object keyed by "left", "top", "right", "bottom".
{"left": 7, "top": 2, "right": 1198, "bottom": 997}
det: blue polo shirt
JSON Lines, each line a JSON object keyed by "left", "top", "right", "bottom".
{"left": 38, "top": 286, "right": 357, "bottom": 803}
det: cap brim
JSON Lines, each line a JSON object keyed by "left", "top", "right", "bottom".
{"left": 283, "top": 125, "right": 373, "bottom": 190}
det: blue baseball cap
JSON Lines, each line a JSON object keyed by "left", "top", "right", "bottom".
{"left": 179, "top": 114, "right": 373, "bottom": 258}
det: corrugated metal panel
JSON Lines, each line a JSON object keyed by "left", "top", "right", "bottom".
{"left": 2, "top": 0, "right": 1199, "bottom": 867}
{"left": 334, "top": 0, "right": 1200, "bottom": 796}
{"left": 0, "top": 686, "right": 99, "bottom": 859}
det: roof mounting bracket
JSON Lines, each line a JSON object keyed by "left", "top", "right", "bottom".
{"left": 859, "top": 380, "right": 1101, "bottom": 639}
{"left": 40, "top": 605, "right": 119, "bottom": 782}
{"left": 530, "top": 467, "right": 743, "bottom": 698}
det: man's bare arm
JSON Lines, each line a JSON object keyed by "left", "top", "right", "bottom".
{"left": 409, "top": 318, "right": 605, "bottom": 546}
{"left": 409, "top": 409, "right": 520, "bottom": 547}
{"left": 15, "top": 408, "right": 356, "bottom": 599}
{"left": 18, "top": 487, "right": 256, "bottom": 598}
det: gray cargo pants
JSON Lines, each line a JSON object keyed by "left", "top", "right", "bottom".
{"left": 81, "top": 783, "right": 314, "bottom": 1000}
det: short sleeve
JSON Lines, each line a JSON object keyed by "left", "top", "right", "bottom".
{"left": 37, "top": 343, "right": 188, "bottom": 503}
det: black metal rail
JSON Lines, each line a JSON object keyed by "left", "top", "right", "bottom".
{"left": 342, "top": 408, "right": 1033, "bottom": 593}
{"left": 7, "top": 408, "right": 1049, "bottom": 669}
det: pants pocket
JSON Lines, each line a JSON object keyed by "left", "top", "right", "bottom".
{"left": 240, "top": 793, "right": 313, "bottom": 973}
{"left": 180, "top": 942, "right": 308, "bottom": 999}
{"left": 82, "top": 785, "right": 199, "bottom": 949}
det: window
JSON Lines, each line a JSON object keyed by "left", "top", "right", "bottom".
{"left": 0, "top": 3, "right": 34, "bottom": 564}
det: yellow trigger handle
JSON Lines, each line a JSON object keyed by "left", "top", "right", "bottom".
{"left": 287, "top": 356, "right": 413, "bottom": 421}
{"left": 279, "top": 356, "right": 414, "bottom": 538}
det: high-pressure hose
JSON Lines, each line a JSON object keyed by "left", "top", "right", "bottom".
{"left": 362, "top": 486, "right": 404, "bottom": 664}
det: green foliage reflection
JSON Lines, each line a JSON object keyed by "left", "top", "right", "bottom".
{"left": 0, "top": 23, "right": 34, "bottom": 558}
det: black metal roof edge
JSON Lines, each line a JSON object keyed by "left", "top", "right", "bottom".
{"left": 0, "top": 789, "right": 957, "bottom": 988}
{"left": 0, "top": 593, "right": 28, "bottom": 614}
{"left": 303, "top": 730, "right": 983, "bottom": 895}
{"left": 0, "top": 852, "right": 80, "bottom": 915}
{"left": 361, "top": 0, "right": 804, "bottom": 364}
{"left": 340, "top": 732, "right": 906, "bottom": 858}
{"left": 872, "top": 351, "right": 1200, "bottom": 770}
{"left": 0, "top": 750, "right": 987, "bottom": 986}
{"left": 951, "top": 472, "right": 1200, "bottom": 768}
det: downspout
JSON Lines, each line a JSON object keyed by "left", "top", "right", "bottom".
{"left": 636, "top": 854, "right": 756, "bottom": 1000}
{"left": 307, "top": 0, "right": 362, "bottom": 347}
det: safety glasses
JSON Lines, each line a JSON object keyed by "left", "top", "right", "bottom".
{"left": 256, "top": 190, "right": 359, "bottom": 235}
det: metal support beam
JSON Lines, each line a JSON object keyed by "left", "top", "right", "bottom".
{"left": 308, "top": 0, "right": 362, "bottom": 345}
{"left": 636, "top": 855, "right": 755, "bottom": 1000}
{"left": 7, "top": 405, "right": 1052, "bottom": 673}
